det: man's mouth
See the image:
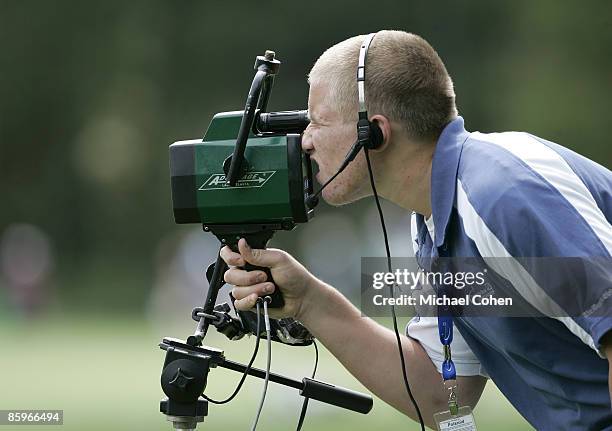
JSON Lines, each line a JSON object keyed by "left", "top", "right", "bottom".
{"left": 309, "top": 157, "right": 321, "bottom": 184}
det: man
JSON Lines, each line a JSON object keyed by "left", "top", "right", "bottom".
{"left": 220, "top": 30, "right": 612, "bottom": 429}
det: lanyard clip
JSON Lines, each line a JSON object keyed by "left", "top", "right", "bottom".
{"left": 444, "top": 380, "right": 459, "bottom": 416}
{"left": 443, "top": 344, "right": 451, "bottom": 361}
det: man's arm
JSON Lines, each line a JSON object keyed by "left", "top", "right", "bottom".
{"left": 221, "top": 240, "right": 487, "bottom": 429}
{"left": 601, "top": 331, "right": 612, "bottom": 408}
{"left": 298, "top": 278, "right": 486, "bottom": 428}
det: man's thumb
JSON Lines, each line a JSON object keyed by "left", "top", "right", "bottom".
{"left": 238, "top": 238, "right": 278, "bottom": 267}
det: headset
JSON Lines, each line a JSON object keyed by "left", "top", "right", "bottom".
{"left": 356, "top": 32, "right": 384, "bottom": 151}
{"left": 305, "top": 32, "right": 384, "bottom": 208}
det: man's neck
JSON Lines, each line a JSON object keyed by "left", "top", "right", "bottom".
{"left": 375, "top": 136, "right": 435, "bottom": 217}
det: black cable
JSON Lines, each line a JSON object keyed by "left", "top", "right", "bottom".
{"left": 203, "top": 301, "right": 262, "bottom": 404}
{"left": 250, "top": 297, "right": 272, "bottom": 431}
{"left": 364, "top": 148, "right": 426, "bottom": 431}
{"left": 295, "top": 339, "right": 319, "bottom": 431}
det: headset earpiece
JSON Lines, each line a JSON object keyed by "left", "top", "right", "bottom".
{"left": 368, "top": 121, "right": 383, "bottom": 150}
{"left": 357, "top": 118, "right": 383, "bottom": 150}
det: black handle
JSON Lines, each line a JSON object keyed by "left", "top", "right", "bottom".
{"left": 227, "top": 52, "right": 281, "bottom": 186}
{"left": 301, "top": 378, "right": 373, "bottom": 414}
{"left": 218, "top": 359, "right": 373, "bottom": 414}
{"left": 242, "top": 261, "right": 284, "bottom": 308}
{"left": 227, "top": 239, "right": 284, "bottom": 309}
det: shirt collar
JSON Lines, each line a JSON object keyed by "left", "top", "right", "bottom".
{"left": 430, "top": 116, "right": 470, "bottom": 248}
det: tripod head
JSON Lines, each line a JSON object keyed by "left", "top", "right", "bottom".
{"left": 160, "top": 338, "right": 373, "bottom": 430}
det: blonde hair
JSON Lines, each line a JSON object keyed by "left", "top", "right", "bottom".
{"left": 308, "top": 30, "right": 458, "bottom": 140}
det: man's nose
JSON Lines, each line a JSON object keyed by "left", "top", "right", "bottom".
{"left": 301, "top": 127, "right": 314, "bottom": 154}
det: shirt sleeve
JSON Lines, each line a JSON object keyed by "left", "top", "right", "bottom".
{"left": 406, "top": 316, "right": 488, "bottom": 377}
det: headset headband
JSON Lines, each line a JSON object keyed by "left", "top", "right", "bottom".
{"left": 357, "top": 32, "right": 377, "bottom": 121}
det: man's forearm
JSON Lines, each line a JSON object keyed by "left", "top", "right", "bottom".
{"left": 297, "top": 279, "right": 481, "bottom": 428}
{"left": 601, "top": 331, "right": 612, "bottom": 409}
{"left": 608, "top": 364, "right": 612, "bottom": 409}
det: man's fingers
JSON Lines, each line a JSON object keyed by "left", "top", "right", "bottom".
{"left": 222, "top": 240, "right": 285, "bottom": 269}
{"left": 224, "top": 267, "right": 267, "bottom": 286}
{"left": 231, "top": 282, "right": 275, "bottom": 301}
{"left": 220, "top": 246, "right": 245, "bottom": 267}
{"left": 234, "top": 293, "right": 259, "bottom": 311}
{"left": 238, "top": 238, "right": 283, "bottom": 267}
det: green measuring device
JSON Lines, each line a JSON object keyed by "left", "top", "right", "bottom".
{"left": 169, "top": 50, "right": 316, "bottom": 346}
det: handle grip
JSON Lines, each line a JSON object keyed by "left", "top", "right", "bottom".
{"left": 242, "top": 262, "right": 284, "bottom": 308}
{"left": 301, "top": 378, "right": 373, "bottom": 414}
{"left": 227, "top": 241, "right": 285, "bottom": 309}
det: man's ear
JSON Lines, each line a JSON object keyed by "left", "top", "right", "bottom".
{"left": 369, "top": 114, "right": 392, "bottom": 152}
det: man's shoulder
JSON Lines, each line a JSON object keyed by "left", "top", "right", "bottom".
{"left": 453, "top": 129, "right": 611, "bottom": 258}
{"left": 460, "top": 130, "right": 549, "bottom": 179}
{"left": 457, "top": 129, "right": 611, "bottom": 211}
{"left": 457, "top": 130, "right": 545, "bottom": 203}
{"left": 454, "top": 130, "right": 579, "bottom": 235}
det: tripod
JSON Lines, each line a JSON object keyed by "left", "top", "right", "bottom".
{"left": 159, "top": 226, "right": 373, "bottom": 430}
{"left": 159, "top": 337, "right": 373, "bottom": 430}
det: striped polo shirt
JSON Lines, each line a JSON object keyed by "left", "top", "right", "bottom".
{"left": 406, "top": 117, "right": 612, "bottom": 430}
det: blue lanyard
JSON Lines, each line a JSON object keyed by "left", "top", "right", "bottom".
{"left": 418, "top": 214, "right": 457, "bottom": 382}
{"left": 436, "top": 250, "right": 456, "bottom": 381}
{"left": 419, "top": 214, "right": 459, "bottom": 414}
{"left": 438, "top": 315, "right": 456, "bottom": 381}
{"left": 439, "top": 313, "right": 459, "bottom": 416}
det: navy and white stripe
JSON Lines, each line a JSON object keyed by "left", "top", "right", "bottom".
{"left": 465, "top": 131, "right": 611, "bottom": 255}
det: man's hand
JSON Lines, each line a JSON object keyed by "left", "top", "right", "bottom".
{"left": 220, "top": 238, "right": 320, "bottom": 320}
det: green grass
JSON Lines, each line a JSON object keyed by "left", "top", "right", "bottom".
{"left": 0, "top": 315, "right": 534, "bottom": 430}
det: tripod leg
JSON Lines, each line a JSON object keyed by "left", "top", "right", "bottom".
{"left": 188, "top": 249, "right": 228, "bottom": 346}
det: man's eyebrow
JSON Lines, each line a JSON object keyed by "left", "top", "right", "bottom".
{"left": 309, "top": 110, "right": 331, "bottom": 124}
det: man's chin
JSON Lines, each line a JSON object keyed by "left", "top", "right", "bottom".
{"left": 322, "top": 189, "right": 367, "bottom": 207}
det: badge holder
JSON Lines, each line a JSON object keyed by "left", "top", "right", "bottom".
{"left": 433, "top": 381, "right": 477, "bottom": 431}
{"left": 434, "top": 316, "right": 478, "bottom": 431}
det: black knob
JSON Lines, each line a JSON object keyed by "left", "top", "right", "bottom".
{"left": 161, "top": 359, "right": 207, "bottom": 403}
